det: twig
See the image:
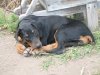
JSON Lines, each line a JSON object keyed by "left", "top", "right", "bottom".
{"left": 80, "top": 67, "right": 85, "bottom": 75}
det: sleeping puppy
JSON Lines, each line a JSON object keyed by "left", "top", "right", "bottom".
{"left": 15, "top": 15, "right": 95, "bottom": 55}
{"left": 15, "top": 15, "right": 70, "bottom": 55}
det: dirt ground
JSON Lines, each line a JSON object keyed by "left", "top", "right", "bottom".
{"left": 0, "top": 30, "right": 100, "bottom": 75}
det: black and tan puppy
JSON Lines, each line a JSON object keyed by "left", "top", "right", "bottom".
{"left": 15, "top": 15, "right": 95, "bottom": 55}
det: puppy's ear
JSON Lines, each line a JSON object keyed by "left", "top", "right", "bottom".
{"left": 15, "top": 29, "right": 23, "bottom": 42}
{"left": 31, "top": 22, "right": 42, "bottom": 38}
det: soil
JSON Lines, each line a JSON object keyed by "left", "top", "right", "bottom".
{"left": 0, "top": 30, "right": 100, "bottom": 75}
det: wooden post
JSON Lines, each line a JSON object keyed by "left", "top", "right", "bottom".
{"left": 25, "top": 0, "right": 38, "bottom": 15}
{"left": 83, "top": 8, "right": 88, "bottom": 26}
{"left": 19, "top": 0, "right": 38, "bottom": 20}
{"left": 86, "top": 2, "right": 98, "bottom": 31}
{"left": 21, "top": 0, "right": 28, "bottom": 8}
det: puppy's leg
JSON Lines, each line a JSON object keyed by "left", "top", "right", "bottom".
{"left": 47, "top": 45, "right": 65, "bottom": 54}
{"left": 42, "top": 43, "right": 57, "bottom": 51}
{"left": 33, "top": 43, "right": 57, "bottom": 52}
{"left": 34, "top": 30, "right": 65, "bottom": 54}
{"left": 43, "top": 30, "right": 66, "bottom": 54}
{"left": 16, "top": 43, "right": 26, "bottom": 54}
{"left": 41, "top": 41, "right": 65, "bottom": 54}
{"left": 64, "top": 35, "right": 93, "bottom": 47}
{"left": 32, "top": 43, "right": 57, "bottom": 56}
{"left": 33, "top": 42, "right": 63, "bottom": 54}
{"left": 79, "top": 35, "right": 93, "bottom": 44}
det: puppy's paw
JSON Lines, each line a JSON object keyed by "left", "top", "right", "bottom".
{"left": 23, "top": 48, "right": 31, "bottom": 57}
{"left": 16, "top": 43, "right": 26, "bottom": 54}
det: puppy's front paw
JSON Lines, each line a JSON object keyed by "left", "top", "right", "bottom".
{"left": 16, "top": 43, "right": 26, "bottom": 54}
{"left": 23, "top": 48, "right": 31, "bottom": 57}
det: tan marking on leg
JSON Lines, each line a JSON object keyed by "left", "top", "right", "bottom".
{"left": 33, "top": 43, "right": 57, "bottom": 52}
{"left": 54, "top": 30, "right": 58, "bottom": 48}
{"left": 41, "top": 43, "right": 57, "bottom": 52}
{"left": 16, "top": 43, "right": 26, "bottom": 54}
{"left": 80, "top": 35, "right": 93, "bottom": 44}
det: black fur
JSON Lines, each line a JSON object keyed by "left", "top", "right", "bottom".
{"left": 15, "top": 15, "right": 95, "bottom": 54}
{"left": 48, "top": 20, "right": 95, "bottom": 54}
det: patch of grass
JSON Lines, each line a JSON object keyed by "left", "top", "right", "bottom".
{"left": 56, "top": 44, "right": 94, "bottom": 63}
{"left": 93, "top": 73, "right": 100, "bottom": 75}
{"left": 42, "top": 57, "right": 54, "bottom": 70}
{"left": 0, "top": 8, "right": 19, "bottom": 32}
{"left": 42, "top": 31, "right": 100, "bottom": 70}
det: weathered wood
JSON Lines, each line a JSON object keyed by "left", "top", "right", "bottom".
{"left": 21, "top": 0, "right": 28, "bottom": 8}
{"left": 33, "top": 5, "right": 86, "bottom": 16}
{"left": 39, "top": 0, "right": 47, "bottom": 9}
{"left": 40, "top": 0, "right": 96, "bottom": 11}
{"left": 25, "top": 0, "right": 39, "bottom": 15}
{"left": 86, "top": 2, "right": 98, "bottom": 31}
{"left": 18, "top": 0, "right": 98, "bottom": 31}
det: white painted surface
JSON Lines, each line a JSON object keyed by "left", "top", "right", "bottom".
{"left": 86, "top": 2, "right": 98, "bottom": 31}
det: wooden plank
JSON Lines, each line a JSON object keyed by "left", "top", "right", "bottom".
{"left": 33, "top": 5, "right": 86, "bottom": 16}
{"left": 25, "top": 0, "right": 39, "bottom": 15}
{"left": 86, "top": 2, "right": 98, "bottom": 31}
{"left": 40, "top": 0, "right": 96, "bottom": 11}
{"left": 83, "top": 9, "right": 88, "bottom": 24}
{"left": 21, "top": 0, "right": 28, "bottom": 7}
{"left": 38, "top": 0, "right": 47, "bottom": 9}
{"left": 19, "top": 0, "right": 39, "bottom": 20}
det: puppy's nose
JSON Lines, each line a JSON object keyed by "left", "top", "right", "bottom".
{"left": 36, "top": 44, "right": 42, "bottom": 48}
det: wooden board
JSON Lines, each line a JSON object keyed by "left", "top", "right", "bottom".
{"left": 86, "top": 2, "right": 99, "bottom": 31}
{"left": 33, "top": 5, "right": 86, "bottom": 16}
{"left": 39, "top": 0, "right": 96, "bottom": 11}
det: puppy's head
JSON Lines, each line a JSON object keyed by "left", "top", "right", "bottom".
{"left": 15, "top": 25, "right": 42, "bottom": 49}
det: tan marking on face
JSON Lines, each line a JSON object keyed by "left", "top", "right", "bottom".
{"left": 79, "top": 35, "right": 92, "bottom": 44}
